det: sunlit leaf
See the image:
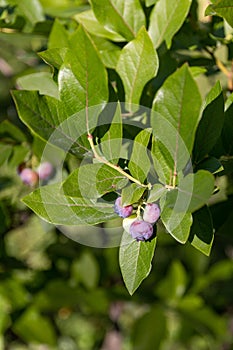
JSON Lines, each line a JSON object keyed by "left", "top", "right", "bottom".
{"left": 205, "top": 0, "right": 233, "bottom": 27}
{"left": 90, "top": 0, "right": 145, "bottom": 41}
{"left": 22, "top": 183, "right": 117, "bottom": 226}
{"left": 151, "top": 64, "right": 202, "bottom": 175}
{"left": 148, "top": 0, "right": 192, "bottom": 48}
{"left": 116, "top": 27, "right": 158, "bottom": 109}
{"left": 189, "top": 205, "right": 214, "bottom": 256}
{"left": 101, "top": 103, "right": 122, "bottom": 163}
{"left": 119, "top": 230, "right": 156, "bottom": 295}
{"left": 121, "top": 183, "right": 146, "bottom": 206}
{"left": 193, "top": 81, "right": 224, "bottom": 163}
{"left": 128, "top": 128, "right": 151, "bottom": 183}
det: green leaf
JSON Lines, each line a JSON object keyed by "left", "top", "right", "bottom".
{"left": 184, "top": 170, "right": 215, "bottom": 213}
{"left": 205, "top": 0, "right": 233, "bottom": 28}
{"left": 121, "top": 183, "right": 146, "bottom": 206}
{"left": 0, "top": 295, "right": 10, "bottom": 334}
{"left": 128, "top": 128, "right": 151, "bottom": 183}
{"left": 63, "top": 165, "right": 95, "bottom": 198}
{"left": 145, "top": 0, "right": 158, "bottom": 6}
{"left": 12, "top": 27, "right": 108, "bottom": 156}
{"left": 0, "top": 145, "right": 12, "bottom": 166}
{"left": 96, "top": 164, "right": 129, "bottom": 195}
{"left": 101, "top": 103, "right": 122, "bottom": 164}
{"left": 39, "top": 0, "right": 88, "bottom": 18}
{"left": 180, "top": 306, "right": 227, "bottom": 338}
{"left": 13, "top": 307, "right": 56, "bottom": 345}
{"left": 72, "top": 252, "right": 100, "bottom": 290}
{"left": 17, "top": 72, "right": 59, "bottom": 99}
{"left": 0, "top": 278, "right": 29, "bottom": 310}
{"left": 156, "top": 260, "right": 187, "bottom": 301}
{"left": 205, "top": 80, "right": 222, "bottom": 106}
{"left": 151, "top": 137, "right": 174, "bottom": 185}
{"left": 222, "top": 102, "right": 233, "bottom": 155}
{"left": 22, "top": 183, "right": 117, "bottom": 226}
{"left": 151, "top": 64, "right": 202, "bottom": 173}
{"left": 48, "top": 19, "right": 70, "bottom": 49}
{"left": 147, "top": 184, "right": 166, "bottom": 203}
{"left": 7, "top": 0, "right": 44, "bottom": 32}
{"left": 224, "top": 91, "right": 233, "bottom": 110}
{"left": 161, "top": 195, "right": 193, "bottom": 243}
{"left": 193, "top": 82, "right": 224, "bottom": 163}
{"left": 39, "top": 48, "right": 68, "bottom": 70}
{"left": 132, "top": 306, "right": 166, "bottom": 350}
{"left": 90, "top": 34, "right": 121, "bottom": 68}
{"left": 195, "top": 156, "right": 223, "bottom": 174}
{"left": 148, "top": 0, "right": 192, "bottom": 48}
{"left": 8, "top": 144, "right": 29, "bottom": 168}
{"left": 176, "top": 295, "right": 204, "bottom": 311}
{"left": 161, "top": 209, "right": 192, "bottom": 244}
{"left": 62, "top": 163, "right": 128, "bottom": 198}
{"left": 189, "top": 66, "right": 207, "bottom": 77}
{"left": 116, "top": 27, "right": 158, "bottom": 109}
{"left": 0, "top": 121, "right": 29, "bottom": 166}
{"left": 119, "top": 230, "right": 156, "bottom": 295}
{"left": 62, "top": 164, "right": 100, "bottom": 199}
{"left": 0, "top": 120, "right": 27, "bottom": 142}
{"left": 166, "top": 170, "right": 215, "bottom": 213}
{"left": 0, "top": 202, "right": 10, "bottom": 235}
{"left": 34, "top": 280, "right": 82, "bottom": 311}
{"left": 60, "top": 26, "right": 109, "bottom": 115}
{"left": 12, "top": 90, "right": 90, "bottom": 156}
{"left": 75, "top": 9, "right": 125, "bottom": 42}
{"left": 189, "top": 205, "right": 214, "bottom": 256}
{"left": 161, "top": 208, "right": 192, "bottom": 244}
{"left": 90, "top": 0, "right": 145, "bottom": 41}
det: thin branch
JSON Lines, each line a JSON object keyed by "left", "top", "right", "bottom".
{"left": 87, "top": 134, "right": 151, "bottom": 189}
{"left": 216, "top": 58, "right": 229, "bottom": 77}
{"left": 204, "top": 47, "right": 233, "bottom": 91}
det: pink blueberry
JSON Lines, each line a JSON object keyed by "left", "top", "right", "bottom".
{"left": 37, "top": 162, "right": 54, "bottom": 180}
{"left": 129, "top": 219, "right": 154, "bottom": 241}
{"left": 114, "top": 197, "right": 133, "bottom": 218}
{"left": 143, "top": 203, "right": 160, "bottom": 224}
{"left": 19, "top": 168, "right": 39, "bottom": 187}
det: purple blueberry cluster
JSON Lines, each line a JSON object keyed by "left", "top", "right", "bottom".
{"left": 143, "top": 203, "right": 161, "bottom": 224}
{"left": 19, "top": 168, "right": 39, "bottom": 187}
{"left": 114, "top": 197, "right": 133, "bottom": 218}
{"left": 129, "top": 219, "right": 154, "bottom": 241}
{"left": 37, "top": 162, "right": 54, "bottom": 180}
{"left": 18, "top": 161, "right": 54, "bottom": 187}
{"left": 114, "top": 197, "right": 160, "bottom": 242}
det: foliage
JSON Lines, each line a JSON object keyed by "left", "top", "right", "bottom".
{"left": 0, "top": 0, "right": 233, "bottom": 348}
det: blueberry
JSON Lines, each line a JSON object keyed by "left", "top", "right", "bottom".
{"left": 114, "top": 197, "right": 133, "bottom": 218}
{"left": 37, "top": 162, "right": 54, "bottom": 180}
{"left": 19, "top": 168, "right": 39, "bottom": 187}
{"left": 129, "top": 219, "right": 154, "bottom": 241}
{"left": 143, "top": 203, "right": 160, "bottom": 224}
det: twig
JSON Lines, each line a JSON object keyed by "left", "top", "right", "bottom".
{"left": 216, "top": 58, "right": 229, "bottom": 77}
{"left": 87, "top": 134, "right": 151, "bottom": 189}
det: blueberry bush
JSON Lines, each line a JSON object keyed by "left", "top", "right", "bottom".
{"left": 1, "top": 0, "right": 233, "bottom": 349}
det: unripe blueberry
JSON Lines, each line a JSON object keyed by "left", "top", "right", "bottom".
{"left": 143, "top": 203, "right": 160, "bottom": 224}
{"left": 129, "top": 219, "right": 154, "bottom": 241}
{"left": 123, "top": 215, "right": 137, "bottom": 233}
{"left": 37, "top": 162, "right": 54, "bottom": 180}
{"left": 19, "top": 168, "right": 39, "bottom": 187}
{"left": 114, "top": 197, "right": 133, "bottom": 218}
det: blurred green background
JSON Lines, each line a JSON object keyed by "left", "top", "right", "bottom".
{"left": 0, "top": 0, "right": 233, "bottom": 349}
